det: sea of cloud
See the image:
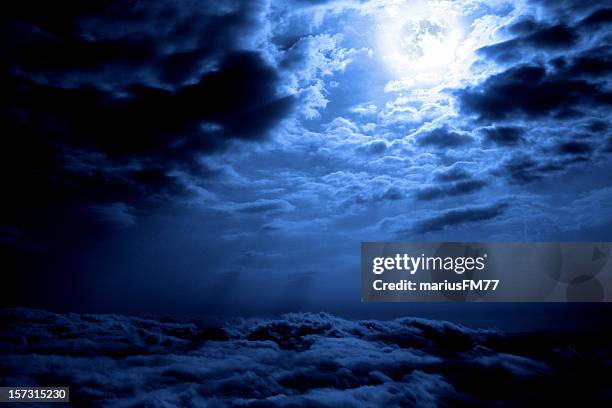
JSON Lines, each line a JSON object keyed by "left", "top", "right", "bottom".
{"left": 1, "top": 308, "right": 611, "bottom": 407}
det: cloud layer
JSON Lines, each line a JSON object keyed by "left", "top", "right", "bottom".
{"left": 1, "top": 308, "right": 611, "bottom": 407}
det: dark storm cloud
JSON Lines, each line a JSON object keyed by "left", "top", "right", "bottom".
{"left": 506, "top": 19, "right": 542, "bottom": 35}
{"left": 414, "top": 203, "right": 508, "bottom": 233}
{"left": 0, "top": 0, "right": 295, "bottom": 235}
{"left": 553, "top": 50, "right": 612, "bottom": 80}
{"left": 557, "top": 141, "right": 593, "bottom": 155}
{"left": 584, "top": 119, "right": 609, "bottom": 133}
{"left": 1, "top": 0, "right": 268, "bottom": 85}
{"left": 415, "top": 180, "right": 487, "bottom": 201}
{"left": 480, "top": 4, "right": 612, "bottom": 63}
{"left": 414, "top": 127, "right": 474, "bottom": 149}
{"left": 46, "top": 50, "right": 285, "bottom": 143}
{"left": 496, "top": 156, "right": 548, "bottom": 184}
{"left": 535, "top": 1, "right": 612, "bottom": 23}
{"left": 457, "top": 65, "right": 611, "bottom": 121}
{"left": 457, "top": 3, "right": 611, "bottom": 198}
{"left": 479, "top": 23, "right": 579, "bottom": 62}
{"left": 480, "top": 126, "right": 524, "bottom": 146}
{"left": 10, "top": 51, "right": 291, "bottom": 157}
{"left": 462, "top": 2, "right": 612, "bottom": 126}
{"left": 492, "top": 153, "right": 592, "bottom": 184}
{"left": 433, "top": 166, "right": 472, "bottom": 182}
{"left": 581, "top": 8, "right": 612, "bottom": 26}
{"left": 2, "top": 308, "right": 612, "bottom": 407}
{"left": 1, "top": 51, "right": 294, "bottom": 235}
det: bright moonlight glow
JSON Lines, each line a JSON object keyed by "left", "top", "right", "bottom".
{"left": 378, "top": 3, "right": 464, "bottom": 84}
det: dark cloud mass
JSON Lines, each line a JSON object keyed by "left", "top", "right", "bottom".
{"left": 433, "top": 166, "right": 473, "bottom": 182}
{"left": 415, "top": 180, "right": 487, "bottom": 201}
{"left": 457, "top": 65, "right": 610, "bottom": 121}
{"left": 582, "top": 7, "right": 612, "bottom": 26}
{"left": 414, "top": 127, "right": 474, "bottom": 149}
{"left": 491, "top": 154, "right": 587, "bottom": 184}
{"left": 479, "top": 23, "right": 579, "bottom": 62}
{"left": 2, "top": 1, "right": 267, "bottom": 85}
{"left": 481, "top": 126, "right": 524, "bottom": 146}
{"left": 415, "top": 203, "right": 509, "bottom": 233}
{"left": 0, "top": 0, "right": 294, "bottom": 237}
{"left": 7, "top": 51, "right": 292, "bottom": 158}
{"left": 463, "top": 4, "right": 612, "bottom": 127}
{"left": 461, "top": 4, "right": 611, "bottom": 187}
{"left": 557, "top": 141, "right": 593, "bottom": 155}
{"left": 1, "top": 308, "right": 611, "bottom": 407}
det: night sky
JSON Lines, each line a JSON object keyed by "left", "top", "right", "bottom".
{"left": 2, "top": 0, "right": 612, "bottom": 328}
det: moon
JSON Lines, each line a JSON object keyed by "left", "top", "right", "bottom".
{"left": 377, "top": 5, "right": 464, "bottom": 83}
{"left": 399, "top": 19, "right": 450, "bottom": 61}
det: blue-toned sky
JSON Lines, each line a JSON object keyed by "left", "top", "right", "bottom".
{"left": 1, "top": 0, "right": 611, "bottom": 324}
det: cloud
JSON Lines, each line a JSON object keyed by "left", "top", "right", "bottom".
{"left": 478, "top": 23, "right": 579, "bottom": 62}
{"left": 3, "top": 0, "right": 271, "bottom": 87}
{"left": 480, "top": 126, "right": 524, "bottom": 146}
{"left": 90, "top": 202, "right": 136, "bottom": 227}
{"left": 1, "top": 308, "right": 611, "bottom": 407}
{"left": 432, "top": 166, "right": 473, "bottom": 183}
{"left": 456, "top": 65, "right": 610, "bottom": 121}
{"left": 494, "top": 153, "right": 591, "bottom": 184}
{"left": 557, "top": 141, "right": 593, "bottom": 155}
{"left": 357, "top": 140, "right": 388, "bottom": 155}
{"left": 471, "top": 352, "right": 550, "bottom": 377}
{"left": 415, "top": 180, "right": 487, "bottom": 201}
{"left": 11, "top": 51, "right": 293, "bottom": 160}
{"left": 414, "top": 203, "right": 508, "bottom": 233}
{"left": 1, "top": 1, "right": 296, "bottom": 233}
{"left": 380, "top": 187, "right": 403, "bottom": 201}
{"left": 2, "top": 51, "right": 295, "bottom": 235}
{"left": 413, "top": 127, "right": 474, "bottom": 149}
{"left": 224, "top": 199, "right": 296, "bottom": 215}
{"left": 555, "top": 51, "right": 612, "bottom": 79}
{"left": 581, "top": 7, "right": 612, "bottom": 26}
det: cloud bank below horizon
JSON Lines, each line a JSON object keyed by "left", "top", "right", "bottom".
{"left": 1, "top": 308, "right": 612, "bottom": 407}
